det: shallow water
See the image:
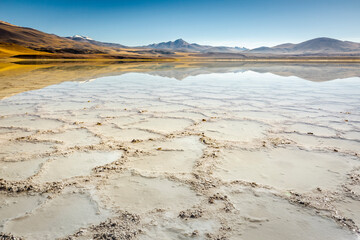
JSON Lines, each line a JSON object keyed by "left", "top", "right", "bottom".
{"left": 0, "top": 62, "right": 359, "bottom": 239}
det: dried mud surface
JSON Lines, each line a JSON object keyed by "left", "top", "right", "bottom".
{"left": 0, "top": 68, "right": 360, "bottom": 239}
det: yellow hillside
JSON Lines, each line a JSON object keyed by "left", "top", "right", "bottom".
{"left": 0, "top": 42, "right": 50, "bottom": 58}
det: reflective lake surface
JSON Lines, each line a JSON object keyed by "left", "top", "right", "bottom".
{"left": 0, "top": 62, "right": 359, "bottom": 239}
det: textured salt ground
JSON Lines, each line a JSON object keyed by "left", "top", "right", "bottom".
{"left": 213, "top": 147, "right": 360, "bottom": 192}
{"left": 36, "top": 100, "right": 98, "bottom": 113}
{"left": 0, "top": 141, "right": 55, "bottom": 161}
{"left": 334, "top": 197, "right": 360, "bottom": 227}
{"left": 342, "top": 131, "right": 360, "bottom": 140}
{"left": 124, "top": 136, "right": 205, "bottom": 174}
{"left": 231, "top": 110, "right": 290, "bottom": 122}
{"left": 0, "top": 128, "right": 34, "bottom": 142}
{"left": 0, "top": 157, "right": 48, "bottom": 181}
{"left": 0, "top": 116, "right": 64, "bottom": 131}
{"left": 138, "top": 212, "right": 220, "bottom": 240}
{"left": 283, "top": 122, "right": 339, "bottom": 137}
{"left": 129, "top": 117, "right": 194, "bottom": 134}
{"left": 223, "top": 187, "right": 358, "bottom": 240}
{"left": 159, "top": 111, "right": 208, "bottom": 122}
{"left": 32, "top": 151, "right": 122, "bottom": 183}
{"left": 279, "top": 133, "right": 360, "bottom": 155}
{"left": 107, "top": 115, "right": 145, "bottom": 127}
{"left": 196, "top": 119, "right": 268, "bottom": 142}
{"left": 0, "top": 70, "right": 359, "bottom": 239}
{"left": 2, "top": 193, "right": 109, "bottom": 240}
{"left": 34, "top": 128, "right": 101, "bottom": 147}
{"left": 0, "top": 104, "right": 37, "bottom": 116}
{"left": 0, "top": 194, "right": 47, "bottom": 231}
{"left": 144, "top": 103, "right": 193, "bottom": 113}
{"left": 91, "top": 124, "right": 161, "bottom": 142}
{"left": 97, "top": 172, "right": 202, "bottom": 214}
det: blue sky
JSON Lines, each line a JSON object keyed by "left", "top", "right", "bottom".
{"left": 1, "top": 0, "right": 359, "bottom": 48}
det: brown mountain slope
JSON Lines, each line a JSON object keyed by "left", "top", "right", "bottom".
{"left": 0, "top": 21, "right": 107, "bottom": 54}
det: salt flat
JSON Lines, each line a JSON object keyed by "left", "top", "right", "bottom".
{"left": 0, "top": 63, "right": 359, "bottom": 239}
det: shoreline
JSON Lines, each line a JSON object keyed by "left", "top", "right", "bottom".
{"left": 2, "top": 55, "right": 360, "bottom": 64}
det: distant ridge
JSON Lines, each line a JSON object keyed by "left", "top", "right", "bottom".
{"left": 66, "top": 35, "right": 127, "bottom": 48}
{"left": 250, "top": 37, "right": 360, "bottom": 54}
{"left": 146, "top": 39, "right": 248, "bottom": 53}
{"left": 0, "top": 21, "right": 17, "bottom": 27}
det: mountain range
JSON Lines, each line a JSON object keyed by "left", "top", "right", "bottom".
{"left": 66, "top": 35, "right": 127, "bottom": 49}
{"left": 145, "top": 38, "right": 248, "bottom": 53}
{"left": 250, "top": 38, "right": 360, "bottom": 54}
{"left": 1, "top": 20, "right": 360, "bottom": 59}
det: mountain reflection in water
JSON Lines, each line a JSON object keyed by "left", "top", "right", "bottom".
{"left": 1, "top": 61, "right": 360, "bottom": 99}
